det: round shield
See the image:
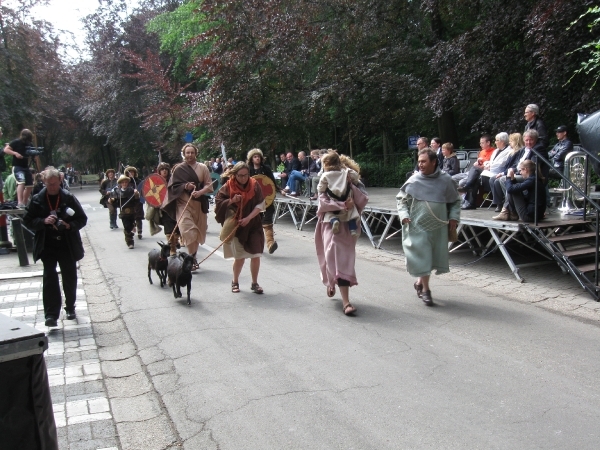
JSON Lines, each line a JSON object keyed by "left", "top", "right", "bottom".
{"left": 253, "top": 174, "right": 276, "bottom": 208}
{"left": 142, "top": 173, "right": 167, "bottom": 208}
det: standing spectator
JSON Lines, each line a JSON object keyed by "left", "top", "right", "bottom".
{"left": 3, "top": 128, "right": 34, "bottom": 208}
{"left": 215, "top": 162, "right": 266, "bottom": 294}
{"left": 99, "top": 169, "right": 118, "bottom": 229}
{"left": 523, "top": 104, "right": 548, "bottom": 149}
{"left": 162, "top": 144, "right": 213, "bottom": 269}
{"left": 548, "top": 125, "right": 573, "bottom": 179}
{"left": 2, "top": 172, "right": 17, "bottom": 201}
{"left": 23, "top": 168, "right": 88, "bottom": 326}
{"left": 397, "top": 148, "right": 460, "bottom": 306}
{"left": 247, "top": 148, "right": 279, "bottom": 254}
{"left": 213, "top": 157, "right": 223, "bottom": 174}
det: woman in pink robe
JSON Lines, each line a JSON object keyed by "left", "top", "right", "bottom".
{"left": 314, "top": 182, "right": 368, "bottom": 315}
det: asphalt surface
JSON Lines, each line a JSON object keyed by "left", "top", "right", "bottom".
{"left": 56, "top": 185, "right": 600, "bottom": 448}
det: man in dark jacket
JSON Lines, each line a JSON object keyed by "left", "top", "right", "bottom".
{"left": 280, "top": 152, "right": 301, "bottom": 193}
{"left": 524, "top": 104, "right": 548, "bottom": 149}
{"left": 23, "top": 167, "right": 88, "bottom": 327}
{"left": 548, "top": 125, "right": 574, "bottom": 179}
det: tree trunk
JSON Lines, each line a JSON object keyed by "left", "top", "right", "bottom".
{"left": 437, "top": 110, "right": 459, "bottom": 147}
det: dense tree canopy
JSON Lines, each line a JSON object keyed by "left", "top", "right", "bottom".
{"left": 2, "top": 0, "right": 600, "bottom": 183}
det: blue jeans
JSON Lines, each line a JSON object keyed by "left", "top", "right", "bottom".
{"left": 286, "top": 170, "right": 306, "bottom": 192}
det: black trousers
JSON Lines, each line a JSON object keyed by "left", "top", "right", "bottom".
{"left": 40, "top": 240, "right": 77, "bottom": 319}
{"left": 121, "top": 215, "right": 135, "bottom": 245}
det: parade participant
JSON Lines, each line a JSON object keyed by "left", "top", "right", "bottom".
{"left": 247, "top": 148, "right": 279, "bottom": 253}
{"left": 3, "top": 128, "right": 34, "bottom": 208}
{"left": 23, "top": 167, "right": 88, "bottom": 326}
{"left": 215, "top": 162, "right": 266, "bottom": 294}
{"left": 315, "top": 153, "right": 369, "bottom": 316}
{"left": 109, "top": 175, "right": 139, "bottom": 249}
{"left": 162, "top": 144, "right": 213, "bottom": 269}
{"left": 100, "top": 169, "right": 118, "bottom": 229}
{"left": 317, "top": 152, "right": 360, "bottom": 236}
{"left": 156, "top": 162, "right": 180, "bottom": 255}
{"left": 397, "top": 148, "right": 461, "bottom": 306}
{"left": 124, "top": 166, "right": 144, "bottom": 239}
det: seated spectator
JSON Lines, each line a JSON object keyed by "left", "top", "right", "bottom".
{"left": 440, "top": 143, "right": 460, "bottom": 176}
{"left": 489, "top": 133, "right": 524, "bottom": 211}
{"left": 430, "top": 137, "right": 443, "bottom": 167}
{"left": 547, "top": 125, "right": 573, "bottom": 180}
{"left": 281, "top": 152, "right": 302, "bottom": 195}
{"left": 413, "top": 137, "right": 429, "bottom": 172}
{"left": 285, "top": 151, "right": 311, "bottom": 196}
{"left": 493, "top": 160, "right": 546, "bottom": 222}
{"left": 453, "top": 134, "right": 495, "bottom": 209}
{"left": 491, "top": 130, "right": 545, "bottom": 215}
{"left": 309, "top": 149, "right": 324, "bottom": 200}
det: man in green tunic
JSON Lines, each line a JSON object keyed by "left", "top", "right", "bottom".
{"left": 397, "top": 149, "right": 461, "bottom": 305}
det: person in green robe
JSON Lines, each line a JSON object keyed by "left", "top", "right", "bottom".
{"left": 397, "top": 148, "right": 461, "bottom": 306}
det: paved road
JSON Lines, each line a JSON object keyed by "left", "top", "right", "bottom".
{"left": 58, "top": 186, "right": 600, "bottom": 448}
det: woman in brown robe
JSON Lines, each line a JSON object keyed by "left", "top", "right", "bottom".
{"left": 215, "top": 162, "right": 265, "bottom": 294}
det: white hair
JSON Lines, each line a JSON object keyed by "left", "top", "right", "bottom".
{"left": 525, "top": 104, "right": 539, "bottom": 115}
{"left": 495, "top": 132, "right": 509, "bottom": 145}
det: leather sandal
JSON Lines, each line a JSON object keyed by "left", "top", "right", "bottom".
{"left": 327, "top": 286, "right": 335, "bottom": 297}
{"left": 250, "top": 282, "right": 264, "bottom": 294}
{"left": 421, "top": 290, "right": 434, "bottom": 306}
{"left": 343, "top": 303, "right": 357, "bottom": 315}
{"left": 231, "top": 282, "right": 240, "bottom": 293}
{"left": 414, "top": 281, "right": 423, "bottom": 298}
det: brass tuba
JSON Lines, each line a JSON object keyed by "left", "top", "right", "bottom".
{"left": 559, "top": 150, "right": 590, "bottom": 212}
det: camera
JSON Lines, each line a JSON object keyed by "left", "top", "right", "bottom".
{"left": 25, "top": 146, "right": 44, "bottom": 157}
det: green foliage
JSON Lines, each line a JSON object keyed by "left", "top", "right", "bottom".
{"left": 568, "top": 6, "right": 600, "bottom": 88}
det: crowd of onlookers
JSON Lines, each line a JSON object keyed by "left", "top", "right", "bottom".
{"left": 414, "top": 104, "right": 574, "bottom": 222}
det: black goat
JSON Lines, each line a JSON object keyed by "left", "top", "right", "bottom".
{"left": 148, "top": 242, "right": 170, "bottom": 287}
{"left": 167, "top": 252, "right": 194, "bottom": 305}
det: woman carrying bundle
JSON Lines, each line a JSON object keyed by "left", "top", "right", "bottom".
{"left": 215, "top": 162, "right": 266, "bottom": 294}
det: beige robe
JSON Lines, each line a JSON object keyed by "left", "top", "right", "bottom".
{"left": 176, "top": 163, "right": 213, "bottom": 246}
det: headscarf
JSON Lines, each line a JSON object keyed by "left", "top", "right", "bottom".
{"left": 398, "top": 167, "right": 459, "bottom": 203}
{"left": 227, "top": 176, "right": 257, "bottom": 208}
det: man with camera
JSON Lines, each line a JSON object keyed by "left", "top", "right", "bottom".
{"left": 23, "top": 167, "right": 88, "bottom": 327}
{"left": 3, "top": 128, "right": 38, "bottom": 207}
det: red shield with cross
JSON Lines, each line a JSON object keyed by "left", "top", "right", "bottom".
{"left": 142, "top": 173, "right": 167, "bottom": 208}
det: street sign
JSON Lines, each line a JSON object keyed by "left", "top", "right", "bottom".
{"left": 408, "top": 136, "right": 419, "bottom": 150}
{"left": 184, "top": 132, "right": 193, "bottom": 143}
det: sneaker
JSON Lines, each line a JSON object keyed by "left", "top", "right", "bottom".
{"left": 350, "top": 229, "right": 358, "bottom": 236}
{"left": 128, "top": 244, "right": 134, "bottom": 249}
{"left": 17, "top": 203, "right": 26, "bottom": 209}
{"left": 290, "top": 192, "right": 299, "bottom": 197}
{"left": 332, "top": 220, "right": 340, "bottom": 234}
{"left": 65, "top": 309, "right": 76, "bottom": 320}
{"left": 45, "top": 317, "right": 58, "bottom": 327}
